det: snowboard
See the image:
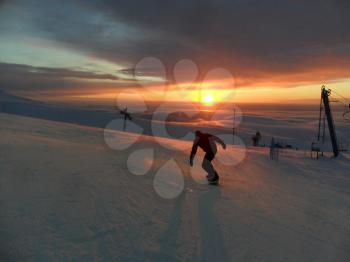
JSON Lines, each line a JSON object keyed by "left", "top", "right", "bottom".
{"left": 208, "top": 173, "right": 219, "bottom": 185}
{"left": 208, "top": 180, "right": 219, "bottom": 185}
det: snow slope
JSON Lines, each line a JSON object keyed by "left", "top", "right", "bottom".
{"left": 0, "top": 113, "right": 350, "bottom": 261}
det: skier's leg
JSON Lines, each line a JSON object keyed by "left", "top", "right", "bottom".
{"left": 201, "top": 155, "right": 211, "bottom": 176}
{"left": 202, "top": 152, "right": 216, "bottom": 180}
{"left": 211, "top": 153, "right": 219, "bottom": 181}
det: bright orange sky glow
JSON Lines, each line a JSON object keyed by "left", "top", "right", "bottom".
{"left": 48, "top": 79, "right": 349, "bottom": 106}
{"left": 22, "top": 72, "right": 350, "bottom": 106}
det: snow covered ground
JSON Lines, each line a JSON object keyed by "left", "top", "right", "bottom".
{"left": 1, "top": 113, "right": 350, "bottom": 261}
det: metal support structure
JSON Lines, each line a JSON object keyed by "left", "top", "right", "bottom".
{"left": 120, "top": 107, "right": 132, "bottom": 131}
{"left": 317, "top": 92, "right": 323, "bottom": 142}
{"left": 321, "top": 86, "right": 339, "bottom": 157}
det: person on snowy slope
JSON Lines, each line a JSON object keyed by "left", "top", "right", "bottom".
{"left": 190, "top": 130, "right": 226, "bottom": 184}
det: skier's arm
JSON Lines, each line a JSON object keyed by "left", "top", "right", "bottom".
{"left": 213, "top": 135, "right": 226, "bottom": 149}
{"left": 190, "top": 137, "right": 199, "bottom": 166}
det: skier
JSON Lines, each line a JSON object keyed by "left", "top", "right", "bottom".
{"left": 252, "top": 131, "right": 262, "bottom": 147}
{"left": 270, "top": 137, "right": 278, "bottom": 161}
{"left": 190, "top": 130, "right": 226, "bottom": 184}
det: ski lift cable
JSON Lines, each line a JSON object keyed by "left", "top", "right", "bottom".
{"left": 332, "top": 90, "right": 349, "bottom": 102}
{"left": 331, "top": 90, "right": 350, "bottom": 105}
{"left": 329, "top": 93, "right": 349, "bottom": 109}
{"left": 327, "top": 89, "right": 350, "bottom": 151}
{"left": 325, "top": 89, "right": 350, "bottom": 124}
{"left": 330, "top": 97, "right": 348, "bottom": 106}
{"left": 330, "top": 93, "right": 346, "bottom": 103}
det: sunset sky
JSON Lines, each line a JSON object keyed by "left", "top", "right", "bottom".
{"left": 0, "top": 0, "right": 349, "bottom": 104}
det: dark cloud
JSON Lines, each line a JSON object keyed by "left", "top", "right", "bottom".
{"left": 0, "top": 63, "right": 119, "bottom": 81}
{"left": 29, "top": 0, "right": 350, "bottom": 76}
{"left": 0, "top": 63, "right": 138, "bottom": 94}
{"left": 94, "top": 0, "right": 350, "bottom": 86}
{"left": 1, "top": 0, "right": 350, "bottom": 93}
{"left": 90, "top": 0, "right": 350, "bottom": 57}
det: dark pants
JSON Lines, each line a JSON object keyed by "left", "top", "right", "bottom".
{"left": 202, "top": 152, "right": 217, "bottom": 179}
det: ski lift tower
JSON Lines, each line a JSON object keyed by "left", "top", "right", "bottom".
{"left": 120, "top": 107, "right": 132, "bottom": 131}
{"left": 318, "top": 86, "right": 340, "bottom": 157}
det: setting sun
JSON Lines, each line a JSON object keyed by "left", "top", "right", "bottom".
{"left": 203, "top": 94, "right": 214, "bottom": 106}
